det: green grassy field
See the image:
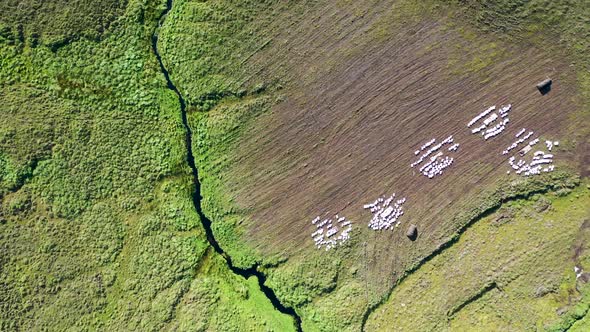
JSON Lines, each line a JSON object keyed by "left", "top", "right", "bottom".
{"left": 0, "top": 0, "right": 294, "bottom": 330}
{"left": 366, "top": 182, "right": 590, "bottom": 331}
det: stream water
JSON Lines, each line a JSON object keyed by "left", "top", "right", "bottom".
{"left": 151, "top": 1, "right": 302, "bottom": 330}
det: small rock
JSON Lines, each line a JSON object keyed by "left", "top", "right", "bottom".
{"left": 406, "top": 224, "right": 418, "bottom": 241}
{"left": 536, "top": 78, "right": 552, "bottom": 95}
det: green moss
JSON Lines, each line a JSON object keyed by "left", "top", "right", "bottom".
{"left": 190, "top": 95, "right": 274, "bottom": 268}
{"left": 0, "top": 0, "right": 127, "bottom": 48}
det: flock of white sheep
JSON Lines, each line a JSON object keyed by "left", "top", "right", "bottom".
{"left": 505, "top": 128, "right": 558, "bottom": 176}
{"left": 468, "top": 104, "right": 512, "bottom": 140}
{"left": 364, "top": 193, "right": 407, "bottom": 230}
{"left": 411, "top": 135, "right": 459, "bottom": 178}
{"left": 311, "top": 215, "right": 353, "bottom": 250}
{"left": 469, "top": 104, "right": 559, "bottom": 177}
{"left": 310, "top": 102, "right": 561, "bottom": 250}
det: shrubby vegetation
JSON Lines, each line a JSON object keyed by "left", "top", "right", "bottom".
{"left": 0, "top": 0, "right": 127, "bottom": 49}
{"left": 0, "top": 0, "right": 293, "bottom": 330}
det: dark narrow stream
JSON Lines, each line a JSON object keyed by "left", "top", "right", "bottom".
{"left": 151, "top": 1, "right": 302, "bottom": 330}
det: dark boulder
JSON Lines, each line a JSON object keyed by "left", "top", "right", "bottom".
{"left": 406, "top": 224, "right": 418, "bottom": 241}
{"left": 536, "top": 78, "right": 552, "bottom": 95}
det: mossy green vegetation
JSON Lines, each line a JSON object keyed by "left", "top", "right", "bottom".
{"left": 191, "top": 96, "right": 274, "bottom": 268}
{"left": 0, "top": 0, "right": 294, "bottom": 330}
{"left": 366, "top": 182, "right": 590, "bottom": 331}
{"left": 170, "top": 251, "right": 296, "bottom": 331}
{"left": 0, "top": 0, "right": 127, "bottom": 49}
{"left": 158, "top": 0, "right": 285, "bottom": 111}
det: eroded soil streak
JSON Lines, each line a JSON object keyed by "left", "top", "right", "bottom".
{"left": 151, "top": 1, "right": 302, "bottom": 330}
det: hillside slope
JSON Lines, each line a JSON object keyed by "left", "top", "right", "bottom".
{"left": 159, "top": 0, "right": 590, "bottom": 330}
{"left": 1, "top": 0, "right": 589, "bottom": 331}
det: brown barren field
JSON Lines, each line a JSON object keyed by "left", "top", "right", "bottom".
{"left": 229, "top": 12, "right": 579, "bottom": 250}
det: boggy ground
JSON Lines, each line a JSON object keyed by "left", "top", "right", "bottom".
{"left": 160, "top": 0, "right": 590, "bottom": 330}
